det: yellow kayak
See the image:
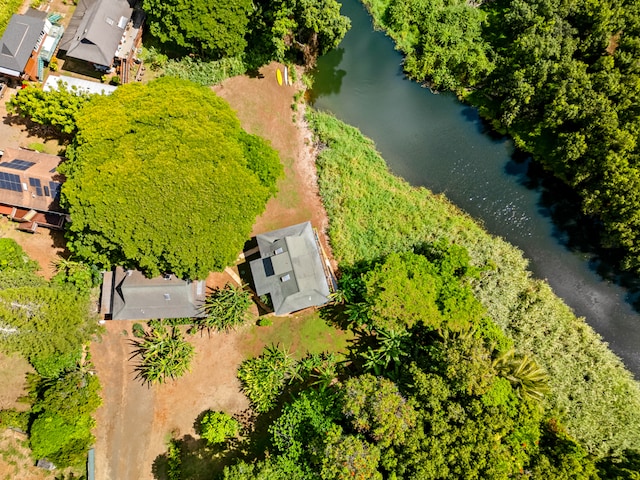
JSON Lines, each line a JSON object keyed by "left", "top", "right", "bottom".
{"left": 276, "top": 68, "right": 283, "bottom": 86}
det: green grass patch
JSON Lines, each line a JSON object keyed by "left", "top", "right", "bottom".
{"left": 239, "top": 311, "right": 352, "bottom": 360}
{"left": 308, "top": 109, "right": 640, "bottom": 456}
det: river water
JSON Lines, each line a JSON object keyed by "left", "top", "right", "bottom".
{"left": 311, "top": 0, "right": 640, "bottom": 376}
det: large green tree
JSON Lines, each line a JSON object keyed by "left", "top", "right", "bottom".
{"left": 61, "top": 77, "right": 282, "bottom": 279}
{"left": 142, "top": 0, "right": 253, "bottom": 58}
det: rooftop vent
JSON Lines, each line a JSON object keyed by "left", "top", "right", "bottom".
{"left": 280, "top": 274, "right": 290, "bottom": 282}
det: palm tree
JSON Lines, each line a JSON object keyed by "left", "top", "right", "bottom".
{"left": 200, "top": 283, "right": 252, "bottom": 332}
{"left": 493, "top": 349, "right": 550, "bottom": 402}
{"left": 362, "top": 328, "right": 410, "bottom": 377}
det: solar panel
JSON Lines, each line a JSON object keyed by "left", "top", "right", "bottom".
{"left": 0, "top": 172, "right": 22, "bottom": 191}
{"left": 49, "top": 181, "right": 62, "bottom": 199}
{"left": 0, "top": 159, "right": 36, "bottom": 171}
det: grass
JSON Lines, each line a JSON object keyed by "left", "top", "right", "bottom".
{"left": 239, "top": 310, "right": 353, "bottom": 360}
{"left": 308, "top": 109, "right": 640, "bottom": 456}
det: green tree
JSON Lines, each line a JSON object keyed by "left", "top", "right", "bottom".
{"left": 198, "top": 410, "right": 241, "bottom": 445}
{"left": 61, "top": 77, "right": 282, "bottom": 279}
{"left": 7, "top": 83, "right": 92, "bottom": 135}
{"left": 0, "top": 238, "right": 38, "bottom": 272}
{"left": 321, "top": 426, "right": 382, "bottom": 480}
{"left": 130, "top": 324, "right": 195, "bottom": 384}
{"left": 142, "top": 0, "right": 252, "bottom": 58}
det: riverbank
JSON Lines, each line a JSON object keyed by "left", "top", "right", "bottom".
{"left": 308, "top": 110, "right": 640, "bottom": 455}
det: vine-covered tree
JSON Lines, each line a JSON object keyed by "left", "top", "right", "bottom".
{"left": 61, "top": 77, "right": 282, "bottom": 279}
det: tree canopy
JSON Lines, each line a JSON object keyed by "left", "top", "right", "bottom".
{"left": 142, "top": 0, "right": 252, "bottom": 58}
{"left": 61, "top": 77, "right": 282, "bottom": 279}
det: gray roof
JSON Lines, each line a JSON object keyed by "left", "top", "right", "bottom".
{"left": 0, "top": 13, "right": 45, "bottom": 74}
{"left": 250, "top": 221, "right": 331, "bottom": 315}
{"left": 103, "top": 267, "right": 206, "bottom": 320}
{"left": 59, "top": 0, "right": 132, "bottom": 66}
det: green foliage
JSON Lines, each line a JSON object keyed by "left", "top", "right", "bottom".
{"left": 30, "top": 349, "right": 81, "bottom": 379}
{"left": 341, "top": 374, "right": 417, "bottom": 449}
{"left": 61, "top": 77, "right": 282, "bottom": 278}
{"left": 29, "top": 371, "right": 101, "bottom": 468}
{"left": 0, "top": 286, "right": 99, "bottom": 376}
{"left": 365, "top": 0, "right": 494, "bottom": 90}
{"left": 201, "top": 284, "right": 252, "bottom": 332}
{"left": 320, "top": 426, "right": 382, "bottom": 480}
{"left": 0, "top": 0, "right": 23, "bottom": 36}
{"left": 7, "top": 84, "right": 92, "bottom": 135}
{"left": 143, "top": 0, "right": 252, "bottom": 58}
{"left": 51, "top": 259, "right": 99, "bottom": 295}
{"left": 237, "top": 344, "right": 296, "bottom": 412}
{"left": 162, "top": 55, "right": 247, "bottom": 86}
{"left": 0, "top": 238, "right": 38, "bottom": 272}
{"left": 130, "top": 324, "right": 194, "bottom": 384}
{"left": 198, "top": 410, "right": 240, "bottom": 445}
{"left": 309, "top": 110, "right": 640, "bottom": 455}
{"left": 166, "top": 439, "right": 182, "bottom": 480}
{"left": 132, "top": 322, "right": 146, "bottom": 338}
{"left": 0, "top": 408, "right": 30, "bottom": 431}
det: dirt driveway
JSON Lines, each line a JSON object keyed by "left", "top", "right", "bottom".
{"left": 92, "top": 64, "right": 334, "bottom": 480}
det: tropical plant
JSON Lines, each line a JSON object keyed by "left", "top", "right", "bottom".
{"left": 493, "top": 349, "right": 550, "bottom": 402}
{"left": 361, "top": 328, "right": 410, "bottom": 377}
{"left": 200, "top": 284, "right": 252, "bottom": 332}
{"left": 237, "top": 344, "right": 296, "bottom": 412}
{"left": 130, "top": 324, "right": 195, "bottom": 384}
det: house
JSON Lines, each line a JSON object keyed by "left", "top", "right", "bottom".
{"left": 0, "top": 148, "right": 66, "bottom": 232}
{"left": 249, "top": 221, "right": 332, "bottom": 315}
{"left": 59, "top": 0, "right": 142, "bottom": 80}
{"left": 100, "top": 267, "right": 207, "bottom": 320}
{"left": 0, "top": 10, "right": 64, "bottom": 82}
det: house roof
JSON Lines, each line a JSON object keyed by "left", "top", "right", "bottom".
{"left": 103, "top": 267, "right": 206, "bottom": 320}
{"left": 250, "top": 221, "right": 331, "bottom": 315}
{"left": 0, "top": 148, "right": 64, "bottom": 212}
{"left": 0, "top": 13, "right": 45, "bottom": 75}
{"left": 59, "top": 0, "right": 132, "bottom": 66}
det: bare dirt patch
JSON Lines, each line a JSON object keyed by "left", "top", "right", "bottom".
{"left": 0, "top": 352, "right": 33, "bottom": 412}
{"left": 0, "top": 430, "right": 48, "bottom": 480}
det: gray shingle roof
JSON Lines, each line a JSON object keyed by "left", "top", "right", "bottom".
{"left": 104, "top": 267, "right": 206, "bottom": 320}
{"left": 59, "top": 0, "right": 132, "bottom": 66}
{"left": 250, "top": 221, "right": 331, "bottom": 315}
{"left": 0, "top": 13, "right": 44, "bottom": 75}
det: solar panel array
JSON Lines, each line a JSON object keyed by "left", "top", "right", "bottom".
{"left": 0, "top": 172, "right": 22, "bottom": 192}
{"left": 29, "top": 178, "right": 43, "bottom": 196}
{"left": 0, "top": 159, "right": 35, "bottom": 171}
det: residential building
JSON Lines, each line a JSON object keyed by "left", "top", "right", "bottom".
{"left": 0, "top": 147, "right": 66, "bottom": 232}
{"left": 250, "top": 221, "right": 332, "bottom": 315}
{"left": 101, "top": 267, "right": 207, "bottom": 320}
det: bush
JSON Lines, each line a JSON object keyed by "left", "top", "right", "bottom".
{"left": 0, "top": 239, "right": 38, "bottom": 272}
{"left": 198, "top": 410, "right": 240, "bottom": 446}
{"left": 200, "top": 284, "right": 252, "bottom": 332}
{"left": 162, "top": 56, "right": 247, "bottom": 86}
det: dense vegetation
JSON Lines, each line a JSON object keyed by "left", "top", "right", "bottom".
{"left": 0, "top": 239, "right": 102, "bottom": 469}
{"left": 362, "top": 0, "right": 640, "bottom": 274}
{"left": 0, "top": 0, "right": 23, "bottom": 36}
{"left": 308, "top": 110, "right": 640, "bottom": 456}
{"left": 142, "top": 0, "right": 350, "bottom": 66}
{"left": 60, "top": 77, "right": 282, "bottom": 279}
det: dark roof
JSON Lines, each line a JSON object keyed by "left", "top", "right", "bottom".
{"left": 0, "top": 13, "right": 44, "bottom": 75}
{"left": 0, "top": 148, "right": 64, "bottom": 212}
{"left": 59, "top": 0, "right": 132, "bottom": 66}
{"left": 250, "top": 221, "right": 331, "bottom": 315}
{"left": 102, "top": 267, "right": 206, "bottom": 320}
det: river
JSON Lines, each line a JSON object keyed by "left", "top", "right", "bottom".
{"left": 311, "top": 0, "right": 640, "bottom": 376}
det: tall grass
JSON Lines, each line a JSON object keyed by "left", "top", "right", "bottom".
{"left": 0, "top": 0, "right": 23, "bottom": 36}
{"left": 162, "top": 56, "right": 247, "bottom": 86}
{"left": 308, "top": 110, "right": 640, "bottom": 456}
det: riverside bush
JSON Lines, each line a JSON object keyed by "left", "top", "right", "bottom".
{"left": 308, "top": 110, "right": 640, "bottom": 455}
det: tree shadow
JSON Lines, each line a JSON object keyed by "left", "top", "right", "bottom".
{"left": 306, "top": 48, "right": 347, "bottom": 104}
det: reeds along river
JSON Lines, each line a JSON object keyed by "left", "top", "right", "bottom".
{"left": 310, "top": 0, "right": 640, "bottom": 376}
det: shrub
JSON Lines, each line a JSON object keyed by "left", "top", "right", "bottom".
{"left": 198, "top": 410, "right": 240, "bottom": 446}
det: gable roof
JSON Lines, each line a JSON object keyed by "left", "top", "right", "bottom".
{"left": 103, "top": 267, "right": 206, "bottom": 320}
{"left": 0, "top": 13, "right": 45, "bottom": 75}
{"left": 59, "top": 0, "right": 132, "bottom": 66}
{"left": 250, "top": 221, "right": 331, "bottom": 315}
